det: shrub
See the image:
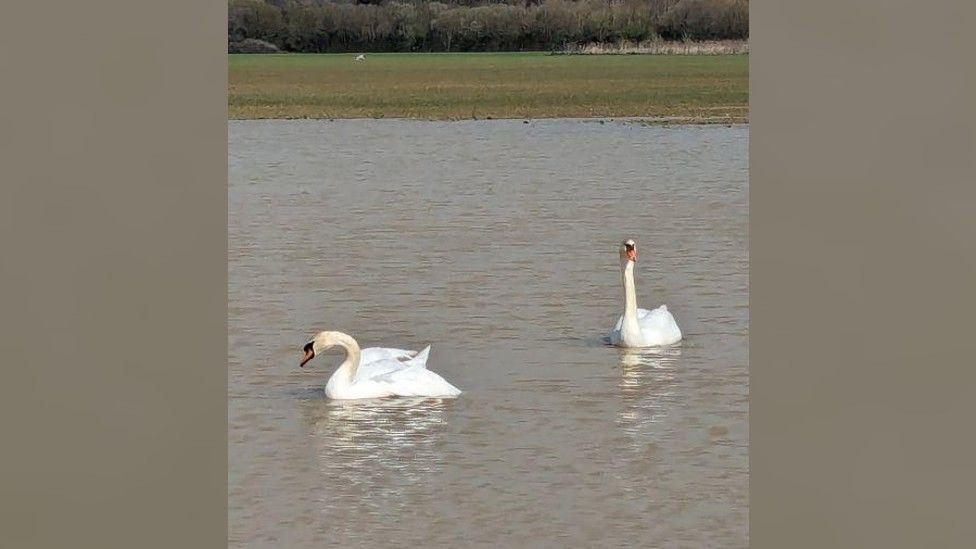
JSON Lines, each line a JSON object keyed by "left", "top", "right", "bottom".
{"left": 658, "top": 0, "right": 748, "bottom": 40}
{"left": 228, "top": 38, "right": 281, "bottom": 53}
{"left": 227, "top": 0, "right": 749, "bottom": 52}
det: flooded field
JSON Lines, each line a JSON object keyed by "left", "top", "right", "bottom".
{"left": 229, "top": 119, "right": 748, "bottom": 547}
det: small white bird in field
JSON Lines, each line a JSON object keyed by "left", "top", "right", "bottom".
{"left": 354, "top": 54, "right": 366, "bottom": 61}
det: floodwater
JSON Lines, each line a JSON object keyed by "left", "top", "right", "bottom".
{"left": 229, "top": 119, "right": 748, "bottom": 548}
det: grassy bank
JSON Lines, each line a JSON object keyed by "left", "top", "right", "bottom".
{"left": 229, "top": 52, "right": 748, "bottom": 122}
{"left": 557, "top": 40, "right": 748, "bottom": 55}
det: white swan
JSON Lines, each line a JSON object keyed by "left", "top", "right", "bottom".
{"left": 299, "top": 331, "right": 461, "bottom": 400}
{"left": 609, "top": 239, "right": 682, "bottom": 347}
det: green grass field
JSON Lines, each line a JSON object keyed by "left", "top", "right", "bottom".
{"left": 229, "top": 52, "right": 748, "bottom": 122}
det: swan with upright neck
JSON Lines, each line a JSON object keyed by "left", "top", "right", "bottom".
{"left": 300, "top": 331, "right": 461, "bottom": 400}
{"left": 609, "top": 239, "right": 682, "bottom": 347}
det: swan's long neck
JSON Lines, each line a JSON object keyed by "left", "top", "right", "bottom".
{"left": 621, "top": 260, "right": 639, "bottom": 320}
{"left": 332, "top": 332, "right": 362, "bottom": 382}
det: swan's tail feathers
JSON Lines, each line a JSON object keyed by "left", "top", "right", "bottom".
{"left": 411, "top": 345, "right": 431, "bottom": 368}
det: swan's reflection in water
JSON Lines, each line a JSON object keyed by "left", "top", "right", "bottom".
{"left": 301, "top": 398, "right": 452, "bottom": 521}
{"left": 616, "top": 347, "right": 682, "bottom": 443}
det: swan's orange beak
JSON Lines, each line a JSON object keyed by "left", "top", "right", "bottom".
{"left": 626, "top": 248, "right": 637, "bottom": 262}
{"left": 300, "top": 342, "right": 315, "bottom": 367}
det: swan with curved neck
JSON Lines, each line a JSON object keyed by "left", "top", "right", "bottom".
{"left": 300, "top": 330, "right": 461, "bottom": 400}
{"left": 609, "top": 239, "right": 682, "bottom": 347}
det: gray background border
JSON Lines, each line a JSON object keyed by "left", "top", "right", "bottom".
{"left": 1, "top": 2, "right": 227, "bottom": 547}
{"left": 751, "top": 0, "right": 975, "bottom": 546}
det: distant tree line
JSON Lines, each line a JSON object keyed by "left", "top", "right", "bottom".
{"left": 228, "top": 0, "right": 748, "bottom": 53}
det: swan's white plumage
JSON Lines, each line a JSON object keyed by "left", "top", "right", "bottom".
{"left": 329, "top": 345, "right": 459, "bottom": 400}
{"left": 610, "top": 306, "right": 682, "bottom": 347}
{"left": 609, "top": 239, "right": 683, "bottom": 348}
{"left": 304, "top": 332, "right": 461, "bottom": 400}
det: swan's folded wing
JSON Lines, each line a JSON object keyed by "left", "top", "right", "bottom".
{"left": 354, "top": 357, "right": 410, "bottom": 382}
{"left": 355, "top": 346, "right": 432, "bottom": 383}
{"left": 614, "top": 309, "right": 655, "bottom": 329}
{"left": 638, "top": 305, "right": 682, "bottom": 344}
{"left": 636, "top": 307, "right": 656, "bottom": 320}
{"left": 360, "top": 347, "right": 417, "bottom": 365}
{"left": 370, "top": 365, "right": 461, "bottom": 397}
{"left": 637, "top": 305, "right": 674, "bottom": 327}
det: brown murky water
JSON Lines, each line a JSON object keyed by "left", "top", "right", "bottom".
{"left": 229, "top": 119, "right": 748, "bottom": 548}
